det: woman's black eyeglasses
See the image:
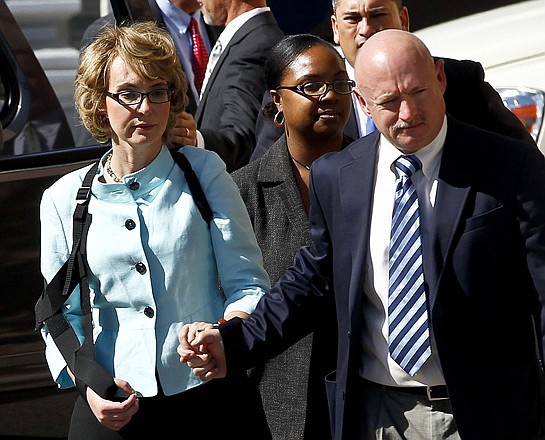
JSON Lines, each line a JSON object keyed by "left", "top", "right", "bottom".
{"left": 106, "top": 89, "right": 175, "bottom": 106}
{"left": 275, "top": 80, "right": 355, "bottom": 98}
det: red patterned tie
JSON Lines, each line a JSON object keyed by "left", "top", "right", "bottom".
{"left": 189, "top": 17, "right": 209, "bottom": 94}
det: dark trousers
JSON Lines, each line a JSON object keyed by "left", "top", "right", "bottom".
{"left": 69, "top": 375, "right": 271, "bottom": 439}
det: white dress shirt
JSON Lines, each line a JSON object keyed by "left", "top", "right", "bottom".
{"left": 360, "top": 116, "right": 448, "bottom": 387}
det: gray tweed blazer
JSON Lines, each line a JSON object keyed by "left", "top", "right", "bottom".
{"left": 231, "top": 134, "right": 338, "bottom": 440}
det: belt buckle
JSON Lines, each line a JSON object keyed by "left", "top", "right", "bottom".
{"left": 426, "top": 386, "right": 449, "bottom": 401}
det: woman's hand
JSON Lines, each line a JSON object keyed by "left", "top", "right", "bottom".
{"left": 86, "top": 378, "right": 139, "bottom": 431}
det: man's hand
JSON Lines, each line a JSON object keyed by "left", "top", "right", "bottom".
{"left": 86, "top": 378, "right": 139, "bottom": 431}
{"left": 178, "top": 322, "right": 227, "bottom": 381}
{"left": 170, "top": 112, "right": 198, "bottom": 146}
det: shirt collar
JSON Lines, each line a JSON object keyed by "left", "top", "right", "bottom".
{"left": 95, "top": 145, "right": 174, "bottom": 200}
{"left": 344, "top": 58, "right": 355, "bottom": 81}
{"left": 156, "top": 0, "right": 202, "bottom": 33}
{"left": 381, "top": 116, "right": 447, "bottom": 181}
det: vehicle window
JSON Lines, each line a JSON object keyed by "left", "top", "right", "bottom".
{"left": 1, "top": 1, "right": 106, "bottom": 156}
{"left": 0, "top": 74, "right": 3, "bottom": 151}
{"left": 0, "top": 43, "right": 19, "bottom": 135}
{"left": 0, "top": 74, "right": 5, "bottom": 115}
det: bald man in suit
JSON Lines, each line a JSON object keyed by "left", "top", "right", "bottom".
{"left": 251, "top": 0, "right": 535, "bottom": 161}
{"left": 179, "top": 30, "right": 545, "bottom": 440}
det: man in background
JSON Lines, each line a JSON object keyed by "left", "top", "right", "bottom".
{"left": 251, "top": 0, "right": 535, "bottom": 160}
{"left": 81, "top": 0, "right": 222, "bottom": 116}
{"left": 175, "top": 0, "right": 284, "bottom": 172}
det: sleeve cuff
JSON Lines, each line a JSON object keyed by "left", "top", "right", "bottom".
{"left": 196, "top": 130, "right": 205, "bottom": 149}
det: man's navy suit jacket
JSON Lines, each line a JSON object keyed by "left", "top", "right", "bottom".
{"left": 221, "top": 117, "right": 545, "bottom": 440}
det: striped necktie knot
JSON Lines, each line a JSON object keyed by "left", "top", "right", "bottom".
{"left": 391, "top": 155, "right": 421, "bottom": 240}
{"left": 395, "top": 155, "right": 421, "bottom": 179}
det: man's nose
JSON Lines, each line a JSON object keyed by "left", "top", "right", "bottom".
{"left": 358, "top": 19, "right": 381, "bottom": 39}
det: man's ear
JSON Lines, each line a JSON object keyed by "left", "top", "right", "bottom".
{"left": 353, "top": 87, "right": 372, "bottom": 117}
{"left": 400, "top": 6, "right": 410, "bottom": 31}
{"left": 435, "top": 59, "right": 447, "bottom": 95}
{"left": 331, "top": 14, "right": 340, "bottom": 45}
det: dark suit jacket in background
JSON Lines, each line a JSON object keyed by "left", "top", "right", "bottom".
{"left": 251, "top": 57, "right": 536, "bottom": 161}
{"left": 221, "top": 116, "right": 545, "bottom": 440}
{"left": 195, "top": 11, "right": 283, "bottom": 172}
{"left": 146, "top": 0, "right": 222, "bottom": 115}
{"left": 79, "top": 3, "right": 222, "bottom": 116}
{"left": 232, "top": 135, "right": 338, "bottom": 440}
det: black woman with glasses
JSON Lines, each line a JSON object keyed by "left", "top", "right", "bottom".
{"left": 231, "top": 34, "right": 353, "bottom": 440}
{"left": 39, "top": 21, "right": 271, "bottom": 439}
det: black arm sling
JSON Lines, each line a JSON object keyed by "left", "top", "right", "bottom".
{"left": 34, "top": 151, "right": 212, "bottom": 400}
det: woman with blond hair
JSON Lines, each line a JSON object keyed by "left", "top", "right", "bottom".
{"left": 39, "top": 21, "right": 270, "bottom": 439}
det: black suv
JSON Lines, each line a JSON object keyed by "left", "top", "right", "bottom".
{"left": 0, "top": 1, "right": 108, "bottom": 437}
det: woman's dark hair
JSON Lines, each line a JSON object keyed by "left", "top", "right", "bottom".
{"left": 263, "top": 34, "right": 344, "bottom": 119}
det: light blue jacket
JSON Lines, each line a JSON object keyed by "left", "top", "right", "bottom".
{"left": 40, "top": 146, "right": 270, "bottom": 396}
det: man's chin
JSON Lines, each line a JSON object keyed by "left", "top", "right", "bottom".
{"left": 202, "top": 12, "right": 218, "bottom": 26}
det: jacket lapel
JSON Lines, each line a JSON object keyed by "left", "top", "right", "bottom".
{"left": 258, "top": 135, "right": 308, "bottom": 233}
{"left": 339, "top": 133, "right": 380, "bottom": 324}
{"left": 427, "top": 118, "right": 477, "bottom": 309}
{"left": 195, "top": 11, "right": 275, "bottom": 122}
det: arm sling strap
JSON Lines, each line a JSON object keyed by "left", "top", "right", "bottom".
{"left": 35, "top": 151, "right": 212, "bottom": 400}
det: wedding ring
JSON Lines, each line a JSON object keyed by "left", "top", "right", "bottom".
{"left": 185, "top": 127, "right": 190, "bottom": 137}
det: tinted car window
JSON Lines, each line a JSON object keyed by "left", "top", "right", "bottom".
{"left": 0, "top": 38, "right": 22, "bottom": 150}
{"left": 0, "top": 11, "right": 74, "bottom": 157}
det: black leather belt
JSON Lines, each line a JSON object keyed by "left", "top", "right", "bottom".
{"left": 386, "top": 384, "right": 449, "bottom": 401}
{"left": 360, "top": 378, "right": 449, "bottom": 401}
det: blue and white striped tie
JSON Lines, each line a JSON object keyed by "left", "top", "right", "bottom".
{"left": 388, "top": 155, "right": 431, "bottom": 376}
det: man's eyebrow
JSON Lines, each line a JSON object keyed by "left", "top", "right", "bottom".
{"left": 373, "top": 92, "right": 397, "bottom": 104}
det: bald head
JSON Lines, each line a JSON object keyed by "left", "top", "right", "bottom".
{"left": 355, "top": 30, "right": 437, "bottom": 113}
{"left": 354, "top": 29, "right": 447, "bottom": 153}
{"left": 355, "top": 30, "right": 435, "bottom": 91}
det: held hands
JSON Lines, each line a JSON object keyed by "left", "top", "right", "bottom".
{"left": 171, "top": 112, "right": 198, "bottom": 147}
{"left": 177, "top": 322, "right": 227, "bottom": 381}
{"left": 86, "top": 378, "right": 139, "bottom": 431}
